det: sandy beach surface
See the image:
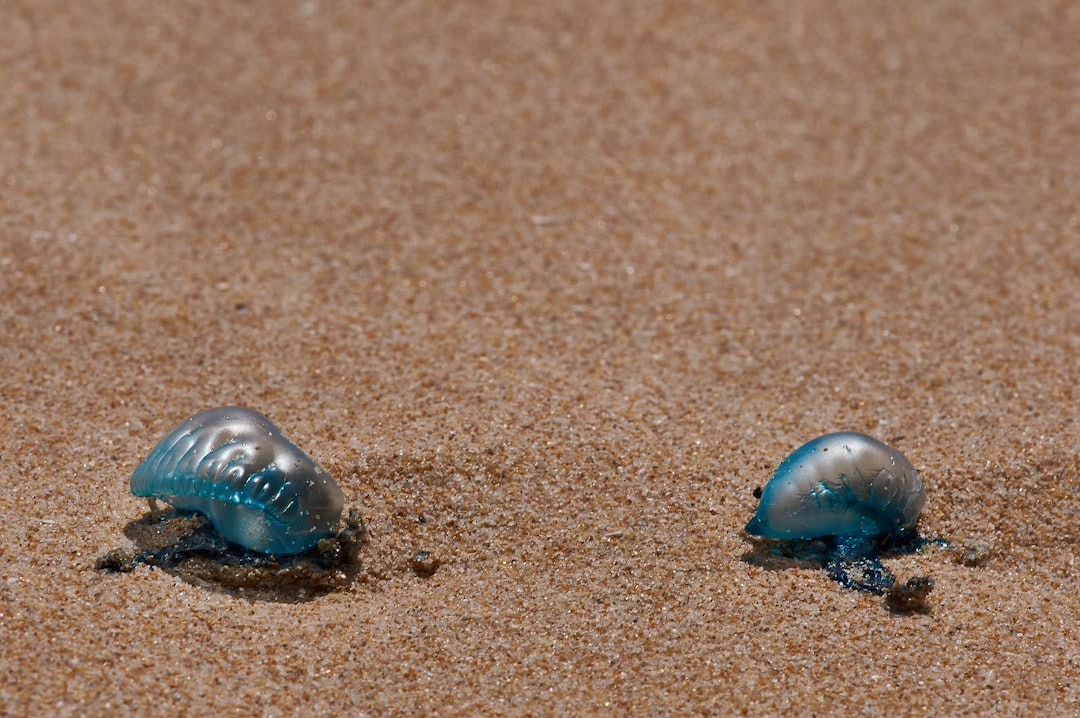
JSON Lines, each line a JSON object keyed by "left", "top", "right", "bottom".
{"left": 1, "top": 1, "right": 1077, "bottom": 715}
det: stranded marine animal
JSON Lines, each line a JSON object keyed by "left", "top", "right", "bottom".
{"left": 130, "top": 406, "right": 344, "bottom": 554}
{"left": 745, "top": 432, "right": 934, "bottom": 606}
{"left": 745, "top": 431, "right": 924, "bottom": 541}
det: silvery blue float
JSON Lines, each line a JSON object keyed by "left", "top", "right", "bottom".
{"left": 131, "top": 406, "right": 345, "bottom": 555}
{"left": 745, "top": 431, "right": 925, "bottom": 541}
{"left": 746, "top": 432, "right": 936, "bottom": 608}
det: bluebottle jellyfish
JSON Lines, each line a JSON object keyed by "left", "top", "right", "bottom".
{"left": 745, "top": 432, "right": 937, "bottom": 608}
{"left": 130, "top": 406, "right": 345, "bottom": 555}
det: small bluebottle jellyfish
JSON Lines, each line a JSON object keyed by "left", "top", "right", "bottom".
{"left": 745, "top": 432, "right": 935, "bottom": 607}
{"left": 130, "top": 406, "right": 345, "bottom": 555}
{"left": 746, "top": 432, "right": 924, "bottom": 541}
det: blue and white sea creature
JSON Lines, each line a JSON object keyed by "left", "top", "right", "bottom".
{"left": 745, "top": 431, "right": 924, "bottom": 541}
{"left": 131, "top": 406, "right": 345, "bottom": 554}
{"left": 745, "top": 432, "right": 934, "bottom": 605}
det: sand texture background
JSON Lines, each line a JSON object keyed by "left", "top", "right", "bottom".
{"left": 1, "top": 1, "right": 1078, "bottom": 715}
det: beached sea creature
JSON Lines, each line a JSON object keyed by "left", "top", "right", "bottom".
{"left": 130, "top": 406, "right": 345, "bottom": 554}
{"left": 745, "top": 432, "right": 935, "bottom": 607}
{"left": 746, "top": 432, "right": 924, "bottom": 540}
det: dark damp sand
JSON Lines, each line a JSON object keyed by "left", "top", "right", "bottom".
{"left": 1, "top": 1, "right": 1077, "bottom": 715}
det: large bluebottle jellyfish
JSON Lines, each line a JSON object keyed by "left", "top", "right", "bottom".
{"left": 130, "top": 406, "right": 345, "bottom": 555}
{"left": 745, "top": 432, "right": 936, "bottom": 609}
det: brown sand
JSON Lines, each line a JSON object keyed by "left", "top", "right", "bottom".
{"left": 1, "top": 1, "right": 1078, "bottom": 715}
